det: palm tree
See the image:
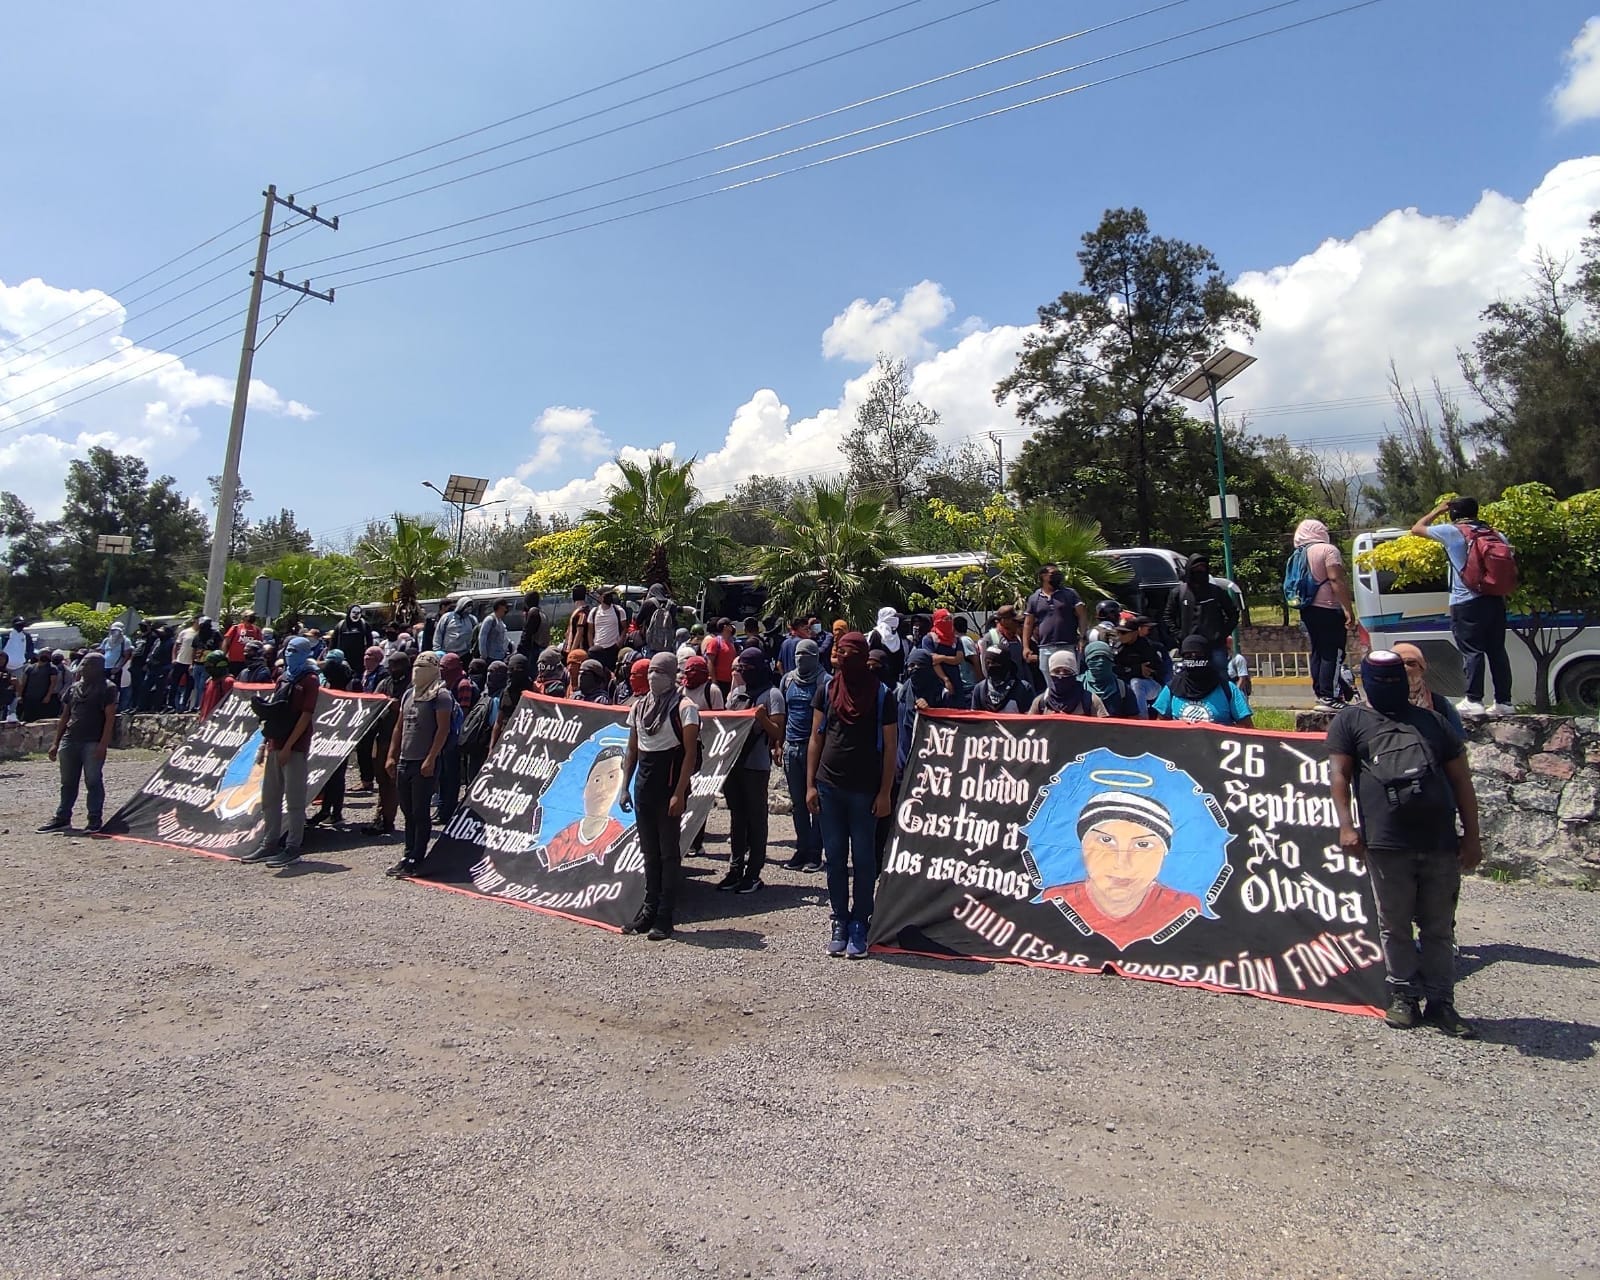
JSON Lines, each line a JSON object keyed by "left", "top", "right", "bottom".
{"left": 357, "top": 515, "right": 467, "bottom": 625}
{"left": 267, "top": 552, "right": 365, "bottom": 628}
{"left": 1001, "top": 505, "right": 1130, "bottom": 603}
{"left": 180, "top": 562, "right": 254, "bottom": 620}
{"left": 755, "top": 481, "right": 910, "bottom": 625}
{"left": 583, "top": 454, "right": 729, "bottom": 596}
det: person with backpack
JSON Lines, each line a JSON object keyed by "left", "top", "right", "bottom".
{"left": 517, "top": 591, "right": 551, "bottom": 660}
{"left": 806, "top": 630, "right": 897, "bottom": 959}
{"left": 1286, "top": 518, "right": 1355, "bottom": 711}
{"left": 1030, "top": 649, "right": 1111, "bottom": 717}
{"left": 720, "top": 648, "right": 785, "bottom": 894}
{"left": 1413, "top": 496, "right": 1515, "bottom": 717}
{"left": 384, "top": 651, "right": 454, "bottom": 879}
{"left": 775, "top": 640, "right": 826, "bottom": 872}
{"left": 459, "top": 660, "right": 507, "bottom": 786}
{"left": 587, "top": 589, "right": 628, "bottom": 674}
{"left": 240, "top": 635, "right": 321, "bottom": 869}
{"left": 1163, "top": 555, "right": 1241, "bottom": 679}
{"left": 1327, "top": 650, "right": 1481, "bottom": 1037}
{"left": 638, "top": 583, "right": 679, "bottom": 658}
{"left": 1152, "top": 635, "right": 1254, "bottom": 726}
{"left": 306, "top": 649, "right": 354, "bottom": 829}
{"left": 434, "top": 599, "right": 476, "bottom": 661}
{"left": 476, "top": 599, "right": 511, "bottom": 664}
{"left": 621, "top": 652, "right": 701, "bottom": 941}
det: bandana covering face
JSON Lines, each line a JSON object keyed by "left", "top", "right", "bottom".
{"left": 829, "top": 632, "right": 874, "bottom": 724}
{"left": 1165, "top": 635, "right": 1217, "bottom": 702}
{"left": 411, "top": 652, "right": 443, "bottom": 702}
{"left": 875, "top": 607, "right": 902, "bottom": 654}
{"left": 981, "top": 646, "right": 1020, "bottom": 712}
{"left": 639, "top": 652, "right": 683, "bottom": 735}
{"left": 930, "top": 609, "right": 956, "bottom": 647}
{"left": 486, "top": 660, "right": 510, "bottom": 696}
{"left": 1392, "top": 644, "right": 1432, "bottom": 710}
{"left": 683, "top": 656, "right": 711, "bottom": 689}
{"left": 905, "top": 647, "right": 943, "bottom": 702}
{"left": 284, "top": 636, "right": 315, "bottom": 680}
{"left": 577, "top": 660, "right": 607, "bottom": 698}
{"left": 1361, "top": 650, "right": 1411, "bottom": 715}
{"left": 1082, "top": 640, "right": 1124, "bottom": 702}
{"left": 629, "top": 658, "right": 651, "bottom": 696}
{"left": 736, "top": 647, "right": 773, "bottom": 698}
{"left": 793, "top": 638, "right": 821, "bottom": 683}
{"left": 76, "top": 650, "right": 107, "bottom": 692}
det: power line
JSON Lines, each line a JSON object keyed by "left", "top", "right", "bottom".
{"left": 277, "top": 0, "right": 1200, "bottom": 279}
{"left": 323, "top": 0, "right": 1392, "bottom": 292}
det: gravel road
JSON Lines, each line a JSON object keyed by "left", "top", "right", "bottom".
{"left": 2, "top": 751, "right": 1598, "bottom": 1280}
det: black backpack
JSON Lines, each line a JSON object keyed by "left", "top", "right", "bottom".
{"left": 460, "top": 692, "right": 500, "bottom": 753}
{"left": 1352, "top": 708, "right": 1453, "bottom": 824}
{"left": 251, "top": 675, "right": 302, "bottom": 741}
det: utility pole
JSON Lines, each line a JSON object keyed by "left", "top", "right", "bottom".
{"left": 988, "top": 431, "right": 1005, "bottom": 495}
{"left": 202, "top": 185, "right": 337, "bottom": 620}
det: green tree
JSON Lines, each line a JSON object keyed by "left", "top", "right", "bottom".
{"left": 459, "top": 509, "right": 561, "bottom": 574}
{"left": 47, "top": 602, "right": 121, "bottom": 646}
{"left": 998, "top": 207, "right": 1260, "bottom": 544}
{"left": 583, "top": 454, "right": 729, "bottom": 596}
{"left": 843, "top": 355, "right": 939, "bottom": 510}
{"left": 241, "top": 507, "right": 314, "bottom": 562}
{"left": 263, "top": 552, "right": 365, "bottom": 627}
{"left": 180, "top": 562, "right": 256, "bottom": 621}
{"left": 57, "top": 447, "right": 210, "bottom": 612}
{"left": 357, "top": 515, "right": 467, "bottom": 625}
{"left": 0, "top": 492, "right": 71, "bottom": 618}
{"left": 207, "top": 474, "right": 254, "bottom": 559}
{"left": 1001, "top": 505, "right": 1130, "bottom": 605}
{"left": 1367, "top": 368, "right": 1489, "bottom": 523}
{"left": 754, "top": 481, "right": 909, "bottom": 625}
{"left": 518, "top": 523, "right": 616, "bottom": 596}
{"left": 714, "top": 474, "right": 807, "bottom": 566}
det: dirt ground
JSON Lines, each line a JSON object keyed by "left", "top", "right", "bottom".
{"left": 2, "top": 751, "right": 1598, "bottom": 1280}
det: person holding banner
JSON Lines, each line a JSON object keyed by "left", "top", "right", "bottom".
{"left": 621, "top": 652, "right": 700, "bottom": 941}
{"left": 807, "top": 631, "right": 897, "bottom": 959}
{"left": 721, "top": 647, "right": 785, "bottom": 894}
{"left": 240, "top": 635, "right": 320, "bottom": 869}
{"left": 385, "top": 651, "right": 454, "bottom": 879}
{"left": 1152, "top": 636, "right": 1254, "bottom": 727}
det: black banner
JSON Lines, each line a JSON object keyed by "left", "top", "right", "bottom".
{"left": 870, "top": 712, "right": 1387, "bottom": 1017}
{"left": 103, "top": 684, "right": 388, "bottom": 859}
{"left": 413, "top": 693, "right": 755, "bottom": 930}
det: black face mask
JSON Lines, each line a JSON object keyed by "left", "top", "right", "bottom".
{"left": 1048, "top": 573, "right": 1063, "bottom": 590}
{"left": 602, "top": 595, "right": 615, "bottom": 607}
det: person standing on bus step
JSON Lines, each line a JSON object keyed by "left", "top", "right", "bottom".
{"left": 622, "top": 652, "right": 700, "bottom": 941}
{"left": 1412, "top": 496, "right": 1515, "bottom": 718}
{"left": 1289, "top": 519, "right": 1355, "bottom": 711}
{"left": 1327, "top": 650, "right": 1481, "bottom": 1037}
{"left": 1023, "top": 563, "right": 1089, "bottom": 681}
{"left": 807, "top": 631, "right": 897, "bottom": 959}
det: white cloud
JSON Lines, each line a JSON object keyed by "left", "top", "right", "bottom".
{"left": 820, "top": 279, "right": 954, "bottom": 362}
{"left": 1552, "top": 18, "right": 1600, "bottom": 126}
{"left": 0, "top": 275, "right": 313, "bottom": 518}
{"left": 513, "top": 405, "right": 610, "bottom": 479}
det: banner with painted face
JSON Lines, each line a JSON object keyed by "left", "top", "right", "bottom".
{"left": 101, "top": 684, "right": 389, "bottom": 858}
{"left": 869, "top": 712, "right": 1388, "bottom": 1018}
{"left": 411, "top": 692, "right": 755, "bottom": 930}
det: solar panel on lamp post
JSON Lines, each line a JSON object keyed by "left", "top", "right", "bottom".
{"left": 1171, "top": 347, "right": 1257, "bottom": 598}
{"left": 95, "top": 534, "right": 132, "bottom": 611}
{"left": 422, "top": 474, "right": 500, "bottom": 557}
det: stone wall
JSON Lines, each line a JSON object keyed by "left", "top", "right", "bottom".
{"left": 0, "top": 719, "right": 55, "bottom": 761}
{"left": 114, "top": 712, "right": 198, "bottom": 753}
{"left": 1294, "top": 710, "right": 1599, "bottom": 885}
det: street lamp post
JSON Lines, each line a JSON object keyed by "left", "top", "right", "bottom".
{"left": 95, "top": 534, "right": 132, "bottom": 611}
{"left": 1171, "top": 347, "right": 1258, "bottom": 590}
{"left": 422, "top": 474, "right": 500, "bottom": 558}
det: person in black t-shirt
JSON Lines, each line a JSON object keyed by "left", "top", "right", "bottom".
{"left": 1162, "top": 556, "right": 1240, "bottom": 677}
{"left": 39, "top": 652, "right": 118, "bottom": 833}
{"left": 1327, "top": 650, "right": 1482, "bottom": 1038}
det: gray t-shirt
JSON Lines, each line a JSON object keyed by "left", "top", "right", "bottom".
{"left": 728, "top": 686, "right": 785, "bottom": 771}
{"left": 399, "top": 687, "right": 454, "bottom": 762}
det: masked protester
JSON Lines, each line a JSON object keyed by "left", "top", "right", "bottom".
{"left": 615, "top": 657, "right": 650, "bottom": 708}
{"left": 972, "top": 645, "right": 1029, "bottom": 715}
{"left": 868, "top": 607, "right": 905, "bottom": 689}
{"left": 533, "top": 647, "right": 568, "bottom": 699}
{"left": 806, "top": 631, "right": 897, "bottom": 959}
{"left": 1391, "top": 643, "right": 1465, "bottom": 735}
{"left": 363, "top": 653, "right": 412, "bottom": 836}
{"left": 1152, "top": 636, "right": 1252, "bottom": 726}
{"left": 574, "top": 659, "right": 611, "bottom": 704}
{"left": 38, "top": 652, "right": 117, "bottom": 833}
{"left": 462, "top": 660, "right": 509, "bottom": 784}
{"left": 385, "top": 651, "right": 453, "bottom": 878}
{"left": 1327, "top": 650, "right": 1482, "bottom": 1037}
{"left": 332, "top": 606, "right": 369, "bottom": 667}
{"left": 493, "top": 653, "right": 536, "bottom": 750}
{"left": 621, "top": 652, "right": 700, "bottom": 941}
{"left": 720, "top": 648, "right": 784, "bottom": 893}
{"left": 565, "top": 648, "right": 589, "bottom": 695}
{"left": 240, "top": 635, "right": 320, "bottom": 868}
{"left": 680, "top": 655, "right": 724, "bottom": 712}
{"left": 307, "top": 650, "right": 354, "bottom": 828}
{"left": 1029, "top": 649, "right": 1107, "bottom": 717}
{"left": 198, "top": 651, "right": 234, "bottom": 722}
{"left": 776, "top": 640, "right": 827, "bottom": 871}
{"left": 919, "top": 608, "right": 969, "bottom": 708}
{"left": 1162, "top": 555, "right": 1240, "bottom": 678}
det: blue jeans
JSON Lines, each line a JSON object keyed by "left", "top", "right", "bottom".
{"left": 818, "top": 782, "right": 878, "bottom": 925}
{"left": 55, "top": 739, "right": 106, "bottom": 825}
{"left": 782, "top": 742, "right": 820, "bottom": 862}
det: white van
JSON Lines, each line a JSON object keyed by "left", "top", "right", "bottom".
{"left": 1352, "top": 528, "right": 1600, "bottom": 712}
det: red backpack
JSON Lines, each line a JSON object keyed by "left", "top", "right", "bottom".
{"left": 1457, "top": 522, "right": 1517, "bottom": 597}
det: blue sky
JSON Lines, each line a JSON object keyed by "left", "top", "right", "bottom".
{"left": 3, "top": 0, "right": 1599, "bottom": 546}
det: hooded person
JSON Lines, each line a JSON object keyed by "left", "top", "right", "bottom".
{"left": 972, "top": 644, "right": 1028, "bottom": 714}
{"left": 679, "top": 654, "right": 724, "bottom": 712}
{"left": 1293, "top": 518, "right": 1355, "bottom": 710}
{"left": 894, "top": 648, "right": 946, "bottom": 778}
{"left": 1391, "top": 643, "right": 1465, "bottom": 736}
{"left": 3, "top": 616, "right": 34, "bottom": 671}
{"left": 920, "top": 607, "right": 969, "bottom": 706}
{"left": 1152, "top": 635, "right": 1252, "bottom": 726}
{"left": 868, "top": 606, "right": 905, "bottom": 689}
{"left": 198, "top": 651, "right": 235, "bottom": 721}
{"left": 239, "top": 635, "right": 320, "bottom": 868}
{"left": 384, "top": 650, "right": 454, "bottom": 877}
{"left": 1162, "top": 555, "right": 1240, "bottom": 679}
{"left": 720, "top": 647, "right": 786, "bottom": 892}
{"left": 820, "top": 618, "right": 848, "bottom": 671}
{"left": 362, "top": 652, "right": 412, "bottom": 835}
{"left": 623, "top": 656, "right": 652, "bottom": 704}
{"left": 806, "top": 631, "right": 896, "bottom": 958}
{"left": 331, "top": 606, "right": 369, "bottom": 666}
{"left": 533, "top": 647, "right": 567, "bottom": 699}
{"left": 565, "top": 648, "right": 588, "bottom": 694}
{"left": 1030, "top": 648, "right": 1100, "bottom": 717}
{"left": 1325, "top": 651, "right": 1482, "bottom": 1036}
{"left": 38, "top": 651, "right": 118, "bottom": 834}
{"left": 307, "top": 649, "right": 354, "bottom": 827}
{"left": 621, "top": 651, "right": 701, "bottom": 940}
{"left": 775, "top": 637, "right": 827, "bottom": 871}
{"left": 432, "top": 652, "right": 468, "bottom": 826}
{"left": 575, "top": 658, "right": 611, "bottom": 704}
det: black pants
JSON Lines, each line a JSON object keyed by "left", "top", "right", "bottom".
{"left": 1450, "top": 595, "right": 1513, "bottom": 704}
{"left": 723, "top": 766, "right": 770, "bottom": 881}
{"left": 1301, "top": 605, "right": 1345, "bottom": 702}
{"left": 461, "top": 744, "right": 489, "bottom": 787}
{"left": 316, "top": 758, "right": 347, "bottom": 818}
{"left": 354, "top": 724, "right": 379, "bottom": 788}
{"left": 397, "top": 759, "right": 435, "bottom": 862}
{"left": 633, "top": 749, "right": 684, "bottom": 927}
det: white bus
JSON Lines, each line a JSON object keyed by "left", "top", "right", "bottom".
{"left": 1352, "top": 528, "right": 1600, "bottom": 712}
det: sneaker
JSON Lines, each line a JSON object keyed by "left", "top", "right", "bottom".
{"left": 1384, "top": 993, "right": 1421, "bottom": 1029}
{"left": 779, "top": 856, "right": 807, "bottom": 871}
{"left": 359, "top": 823, "right": 395, "bottom": 837}
{"left": 1314, "top": 697, "right": 1342, "bottom": 712}
{"left": 622, "top": 911, "right": 654, "bottom": 936}
{"left": 1424, "top": 999, "right": 1477, "bottom": 1039}
{"left": 1489, "top": 702, "right": 1516, "bottom": 718}
{"left": 239, "top": 846, "right": 276, "bottom": 864}
{"left": 36, "top": 817, "right": 70, "bottom": 833}
{"left": 1456, "top": 698, "right": 1488, "bottom": 718}
{"left": 385, "top": 858, "right": 417, "bottom": 878}
{"left": 85, "top": 819, "right": 103, "bottom": 834}
{"left": 265, "top": 849, "right": 302, "bottom": 869}
{"left": 646, "top": 923, "right": 674, "bottom": 941}
{"left": 714, "top": 870, "right": 744, "bottom": 891}
{"left": 845, "top": 920, "right": 869, "bottom": 959}
{"left": 827, "top": 920, "right": 848, "bottom": 957}
{"left": 801, "top": 859, "right": 824, "bottom": 874}
{"left": 735, "top": 877, "right": 764, "bottom": 895}
{"left": 305, "top": 811, "right": 328, "bottom": 828}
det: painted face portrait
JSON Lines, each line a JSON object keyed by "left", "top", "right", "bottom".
{"left": 1080, "top": 817, "right": 1171, "bottom": 919}
{"left": 583, "top": 754, "right": 625, "bottom": 825}
{"left": 536, "top": 732, "right": 632, "bottom": 873}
